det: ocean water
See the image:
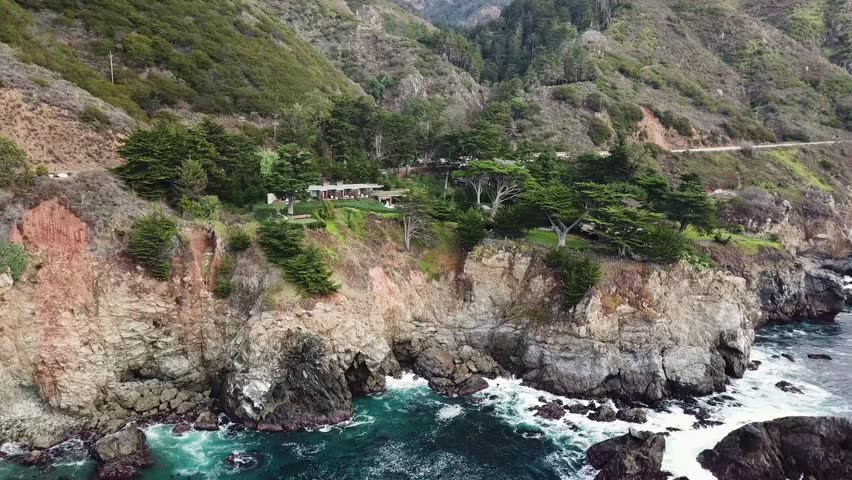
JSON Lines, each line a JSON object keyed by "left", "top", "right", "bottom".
{"left": 2, "top": 314, "right": 851, "bottom": 480}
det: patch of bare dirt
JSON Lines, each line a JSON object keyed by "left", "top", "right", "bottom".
{"left": 0, "top": 88, "right": 125, "bottom": 171}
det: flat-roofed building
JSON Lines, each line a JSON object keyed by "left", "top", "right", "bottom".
{"left": 266, "top": 182, "right": 384, "bottom": 204}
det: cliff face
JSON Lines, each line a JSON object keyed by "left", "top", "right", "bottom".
{"left": 0, "top": 177, "right": 845, "bottom": 445}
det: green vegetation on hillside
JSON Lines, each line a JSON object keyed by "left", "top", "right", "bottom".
{"left": 128, "top": 212, "right": 178, "bottom": 280}
{"left": 0, "top": 241, "right": 28, "bottom": 281}
{"left": 2, "top": 0, "right": 353, "bottom": 117}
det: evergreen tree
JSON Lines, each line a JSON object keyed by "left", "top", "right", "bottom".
{"left": 264, "top": 144, "right": 321, "bottom": 215}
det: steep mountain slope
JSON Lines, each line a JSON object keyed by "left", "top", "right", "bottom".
{"left": 462, "top": 0, "right": 852, "bottom": 151}
{"left": 264, "top": 0, "right": 486, "bottom": 124}
{"left": 393, "top": 0, "right": 511, "bottom": 26}
{"left": 0, "top": 0, "right": 355, "bottom": 119}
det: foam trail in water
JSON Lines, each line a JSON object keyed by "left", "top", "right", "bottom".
{"left": 386, "top": 372, "right": 429, "bottom": 390}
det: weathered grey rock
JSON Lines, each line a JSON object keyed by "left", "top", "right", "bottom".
{"left": 193, "top": 411, "right": 219, "bottom": 431}
{"left": 774, "top": 381, "right": 803, "bottom": 394}
{"left": 133, "top": 395, "right": 159, "bottom": 414}
{"left": 616, "top": 408, "right": 648, "bottom": 424}
{"left": 586, "top": 429, "right": 667, "bottom": 480}
{"left": 698, "top": 416, "right": 852, "bottom": 480}
{"left": 413, "top": 347, "right": 494, "bottom": 397}
{"left": 589, "top": 405, "right": 617, "bottom": 422}
{"left": 93, "top": 426, "right": 151, "bottom": 479}
{"left": 220, "top": 330, "right": 354, "bottom": 431}
{"left": 159, "top": 388, "right": 177, "bottom": 403}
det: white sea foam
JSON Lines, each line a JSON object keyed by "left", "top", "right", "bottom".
{"left": 436, "top": 404, "right": 464, "bottom": 421}
{"left": 468, "top": 344, "right": 852, "bottom": 480}
{"left": 386, "top": 372, "right": 429, "bottom": 390}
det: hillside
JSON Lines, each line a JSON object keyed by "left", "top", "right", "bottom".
{"left": 458, "top": 0, "right": 852, "bottom": 151}
{"left": 392, "top": 0, "right": 511, "bottom": 26}
{"left": 0, "top": 0, "right": 355, "bottom": 119}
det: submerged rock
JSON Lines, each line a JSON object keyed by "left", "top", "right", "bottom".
{"left": 697, "top": 416, "right": 852, "bottom": 480}
{"left": 193, "top": 411, "right": 220, "bottom": 431}
{"left": 93, "top": 426, "right": 152, "bottom": 479}
{"left": 534, "top": 402, "right": 566, "bottom": 420}
{"left": 808, "top": 353, "right": 832, "bottom": 360}
{"left": 225, "top": 451, "right": 264, "bottom": 471}
{"left": 586, "top": 429, "right": 667, "bottom": 480}
{"left": 413, "top": 347, "right": 496, "bottom": 397}
{"left": 747, "top": 360, "right": 761, "bottom": 371}
{"left": 774, "top": 381, "right": 803, "bottom": 394}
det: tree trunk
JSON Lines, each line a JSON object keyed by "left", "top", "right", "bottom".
{"left": 557, "top": 229, "right": 568, "bottom": 248}
{"left": 679, "top": 221, "right": 688, "bottom": 233}
{"left": 287, "top": 197, "right": 295, "bottom": 216}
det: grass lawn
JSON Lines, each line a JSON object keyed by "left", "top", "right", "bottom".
{"left": 293, "top": 199, "right": 395, "bottom": 215}
{"left": 685, "top": 227, "right": 783, "bottom": 255}
{"left": 525, "top": 229, "right": 589, "bottom": 250}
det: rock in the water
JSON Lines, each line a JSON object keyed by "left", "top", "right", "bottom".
{"left": 588, "top": 405, "right": 617, "bottom": 422}
{"left": 697, "top": 416, "right": 852, "bottom": 480}
{"left": 774, "top": 381, "right": 803, "bottom": 394}
{"left": 415, "top": 347, "right": 494, "bottom": 397}
{"left": 225, "top": 451, "right": 264, "bottom": 471}
{"left": 616, "top": 408, "right": 648, "bottom": 424}
{"left": 535, "top": 402, "right": 566, "bottom": 420}
{"left": 586, "top": 429, "right": 667, "bottom": 480}
{"left": 172, "top": 423, "right": 191, "bottom": 436}
{"left": 221, "top": 330, "right": 354, "bottom": 431}
{"left": 746, "top": 360, "right": 761, "bottom": 371}
{"left": 93, "top": 426, "right": 152, "bottom": 479}
{"left": 194, "top": 411, "right": 220, "bottom": 431}
{"left": 568, "top": 403, "right": 591, "bottom": 415}
{"left": 780, "top": 353, "right": 795, "bottom": 362}
{"left": 807, "top": 353, "right": 832, "bottom": 360}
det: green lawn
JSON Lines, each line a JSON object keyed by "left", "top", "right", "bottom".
{"left": 525, "top": 229, "right": 589, "bottom": 250}
{"left": 684, "top": 227, "right": 784, "bottom": 255}
{"left": 293, "top": 199, "right": 395, "bottom": 215}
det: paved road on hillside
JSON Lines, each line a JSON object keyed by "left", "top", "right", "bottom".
{"left": 669, "top": 140, "right": 849, "bottom": 154}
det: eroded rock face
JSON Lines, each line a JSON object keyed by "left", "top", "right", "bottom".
{"left": 220, "top": 330, "right": 354, "bottom": 430}
{"left": 586, "top": 429, "right": 667, "bottom": 480}
{"left": 697, "top": 416, "right": 852, "bottom": 480}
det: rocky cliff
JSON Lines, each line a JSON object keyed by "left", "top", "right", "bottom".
{"left": 0, "top": 174, "right": 845, "bottom": 446}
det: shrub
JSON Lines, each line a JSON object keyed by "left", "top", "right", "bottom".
{"left": 587, "top": 116, "right": 613, "bottom": 146}
{"left": 654, "top": 109, "right": 692, "bottom": 136}
{"left": 227, "top": 227, "right": 252, "bottom": 252}
{"left": 283, "top": 247, "right": 338, "bottom": 296}
{"left": 258, "top": 220, "right": 304, "bottom": 263}
{"left": 35, "top": 165, "right": 49, "bottom": 176}
{"left": 128, "top": 213, "right": 178, "bottom": 280}
{"left": 724, "top": 115, "right": 775, "bottom": 143}
{"left": 609, "top": 102, "right": 644, "bottom": 134}
{"left": 457, "top": 209, "right": 488, "bottom": 251}
{"left": 213, "top": 278, "right": 232, "bottom": 298}
{"left": 584, "top": 92, "right": 607, "bottom": 112}
{"left": 316, "top": 200, "right": 336, "bottom": 221}
{"left": 179, "top": 195, "right": 221, "bottom": 220}
{"left": 0, "top": 242, "right": 28, "bottom": 281}
{"left": 0, "top": 135, "right": 29, "bottom": 188}
{"left": 80, "top": 105, "right": 111, "bottom": 126}
{"left": 547, "top": 249, "right": 601, "bottom": 310}
{"left": 551, "top": 85, "right": 584, "bottom": 107}
{"left": 258, "top": 220, "right": 338, "bottom": 296}
{"left": 638, "top": 226, "right": 690, "bottom": 264}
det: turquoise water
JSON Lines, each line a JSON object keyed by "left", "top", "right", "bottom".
{"left": 3, "top": 314, "right": 852, "bottom": 480}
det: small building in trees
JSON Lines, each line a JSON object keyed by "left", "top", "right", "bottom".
{"left": 266, "top": 182, "right": 384, "bottom": 204}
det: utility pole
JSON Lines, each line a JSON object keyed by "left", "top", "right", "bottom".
{"left": 109, "top": 51, "right": 114, "bottom": 84}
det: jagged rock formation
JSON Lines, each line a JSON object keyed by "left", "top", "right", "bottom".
{"left": 698, "top": 416, "right": 852, "bottom": 480}
{"left": 93, "top": 426, "right": 152, "bottom": 480}
{"left": 586, "top": 429, "right": 667, "bottom": 480}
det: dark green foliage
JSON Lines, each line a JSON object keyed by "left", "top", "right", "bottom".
{"left": 258, "top": 221, "right": 304, "bottom": 264}
{"left": 662, "top": 174, "right": 717, "bottom": 232}
{"left": 227, "top": 227, "right": 252, "bottom": 252}
{"left": 637, "top": 226, "right": 690, "bottom": 264}
{"left": 116, "top": 119, "right": 262, "bottom": 205}
{"left": 213, "top": 278, "right": 233, "bottom": 298}
{"left": 258, "top": 220, "right": 338, "bottom": 296}
{"left": 574, "top": 139, "right": 637, "bottom": 184}
{"left": 587, "top": 116, "right": 613, "bottom": 146}
{"left": 0, "top": 241, "right": 28, "bottom": 281}
{"left": 283, "top": 247, "right": 339, "bottom": 296}
{"left": 178, "top": 195, "right": 221, "bottom": 220}
{"left": 35, "top": 165, "right": 49, "bottom": 176}
{"left": 608, "top": 102, "right": 644, "bottom": 134}
{"left": 492, "top": 202, "right": 541, "bottom": 238}
{"left": 546, "top": 249, "right": 601, "bottom": 310}
{"left": 128, "top": 213, "right": 178, "bottom": 280}
{"left": 262, "top": 143, "right": 321, "bottom": 214}
{"left": 457, "top": 209, "right": 488, "bottom": 251}
{"left": 0, "top": 135, "right": 30, "bottom": 188}
{"left": 317, "top": 201, "right": 336, "bottom": 221}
